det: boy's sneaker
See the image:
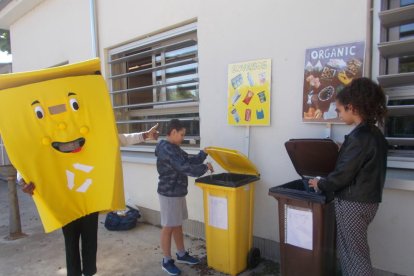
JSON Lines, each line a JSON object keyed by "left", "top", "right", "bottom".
{"left": 176, "top": 251, "right": 200, "bottom": 265}
{"left": 161, "top": 259, "right": 181, "bottom": 275}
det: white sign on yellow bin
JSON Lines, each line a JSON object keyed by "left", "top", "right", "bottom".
{"left": 208, "top": 195, "right": 228, "bottom": 230}
{"left": 0, "top": 59, "right": 125, "bottom": 233}
{"left": 227, "top": 59, "right": 271, "bottom": 126}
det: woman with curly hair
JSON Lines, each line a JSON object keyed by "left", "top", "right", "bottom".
{"left": 309, "top": 77, "right": 388, "bottom": 276}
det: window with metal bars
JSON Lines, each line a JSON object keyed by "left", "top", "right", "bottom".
{"left": 377, "top": 0, "right": 414, "bottom": 161}
{"left": 107, "top": 23, "right": 200, "bottom": 148}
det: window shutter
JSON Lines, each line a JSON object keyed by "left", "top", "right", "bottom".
{"left": 377, "top": 0, "right": 414, "bottom": 158}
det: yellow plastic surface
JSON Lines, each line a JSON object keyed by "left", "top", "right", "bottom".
{"left": 196, "top": 182, "right": 256, "bottom": 275}
{"left": 0, "top": 59, "right": 101, "bottom": 90}
{"left": 0, "top": 59, "right": 125, "bottom": 233}
{"left": 204, "top": 146, "right": 259, "bottom": 176}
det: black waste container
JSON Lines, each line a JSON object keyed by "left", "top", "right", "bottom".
{"left": 268, "top": 139, "right": 339, "bottom": 276}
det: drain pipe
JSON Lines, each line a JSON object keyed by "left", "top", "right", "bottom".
{"left": 365, "top": 0, "right": 373, "bottom": 78}
{"left": 89, "top": 0, "right": 99, "bottom": 58}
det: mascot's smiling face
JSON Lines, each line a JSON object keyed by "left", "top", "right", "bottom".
{"left": 31, "top": 91, "right": 88, "bottom": 154}
{"left": 19, "top": 76, "right": 97, "bottom": 158}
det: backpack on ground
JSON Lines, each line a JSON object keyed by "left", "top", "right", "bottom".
{"left": 104, "top": 206, "right": 141, "bottom": 231}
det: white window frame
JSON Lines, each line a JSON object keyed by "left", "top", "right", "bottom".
{"left": 106, "top": 22, "right": 200, "bottom": 152}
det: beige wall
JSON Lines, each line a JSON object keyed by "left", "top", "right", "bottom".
{"left": 7, "top": 0, "right": 414, "bottom": 274}
{"left": 11, "top": 0, "right": 93, "bottom": 71}
{"left": 197, "top": 0, "right": 368, "bottom": 241}
{"left": 97, "top": 0, "right": 200, "bottom": 59}
{"left": 369, "top": 189, "right": 414, "bottom": 274}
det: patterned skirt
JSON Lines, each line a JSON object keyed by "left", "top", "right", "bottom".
{"left": 335, "top": 198, "right": 379, "bottom": 276}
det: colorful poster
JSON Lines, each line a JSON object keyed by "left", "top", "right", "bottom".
{"left": 228, "top": 59, "right": 271, "bottom": 126}
{"left": 302, "top": 42, "right": 365, "bottom": 123}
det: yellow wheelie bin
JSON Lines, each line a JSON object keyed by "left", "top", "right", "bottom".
{"left": 196, "top": 146, "right": 260, "bottom": 276}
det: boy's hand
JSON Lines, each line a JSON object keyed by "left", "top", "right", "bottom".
{"left": 206, "top": 162, "right": 214, "bottom": 173}
{"left": 144, "top": 123, "right": 159, "bottom": 140}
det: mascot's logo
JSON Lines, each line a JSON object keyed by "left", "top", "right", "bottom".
{"left": 66, "top": 163, "right": 94, "bottom": 192}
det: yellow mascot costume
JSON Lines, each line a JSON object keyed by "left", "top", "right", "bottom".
{"left": 0, "top": 59, "right": 125, "bottom": 233}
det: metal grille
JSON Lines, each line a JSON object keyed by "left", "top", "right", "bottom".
{"left": 108, "top": 23, "right": 200, "bottom": 147}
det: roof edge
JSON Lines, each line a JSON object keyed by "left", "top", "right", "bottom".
{"left": 0, "top": 0, "right": 45, "bottom": 29}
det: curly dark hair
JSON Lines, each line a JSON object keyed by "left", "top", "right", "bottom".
{"left": 335, "top": 77, "right": 387, "bottom": 126}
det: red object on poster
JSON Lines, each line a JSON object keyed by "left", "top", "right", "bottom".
{"left": 243, "top": 90, "right": 254, "bottom": 105}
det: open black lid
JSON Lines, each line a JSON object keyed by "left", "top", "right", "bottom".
{"left": 285, "top": 139, "right": 339, "bottom": 178}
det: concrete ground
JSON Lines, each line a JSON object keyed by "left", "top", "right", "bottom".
{"left": 0, "top": 180, "right": 279, "bottom": 276}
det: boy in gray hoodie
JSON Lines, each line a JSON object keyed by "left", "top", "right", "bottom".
{"left": 155, "top": 119, "right": 213, "bottom": 275}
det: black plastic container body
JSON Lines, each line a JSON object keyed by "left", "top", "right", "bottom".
{"left": 196, "top": 173, "right": 260, "bottom": 188}
{"left": 268, "top": 190, "right": 336, "bottom": 276}
{"left": 269, "top": 179, "right": 330, "bottom": 204}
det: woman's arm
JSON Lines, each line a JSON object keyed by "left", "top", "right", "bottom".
{"left": 118, "top": 123, "right": 159, "bottom": 146}
{"left": 311, "top": 136, "right": 367, "bottom": 193}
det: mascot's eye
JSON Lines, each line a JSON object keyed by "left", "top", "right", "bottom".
{"left": 69, "top": 98, "right": 79, "bottom": 111}
{"left": 34, "top": 106, "right": 44, "bottom": 119}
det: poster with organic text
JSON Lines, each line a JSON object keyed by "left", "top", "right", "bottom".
{"left": 228, "top": 59, "right": 271, "bottom": 126}
{"left": 302, "top": 42, "right": 365, "bottom": 123}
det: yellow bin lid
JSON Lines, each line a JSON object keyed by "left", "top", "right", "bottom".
{"left": 0, "top": 58, "right": 101, "bottom": 90}
{"left": 205, "top": 146, "right": 259, "bottom": 176}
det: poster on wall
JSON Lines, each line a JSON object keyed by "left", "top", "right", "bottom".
{"left": 228, "top": 59, "right": 271, "bottom": 126}
{"left": 302, "top": 42, "right": 365, "bottom": 123}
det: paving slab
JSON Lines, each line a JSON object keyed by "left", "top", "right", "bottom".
{"left": 0, "top": 180, "right": 278, "bottom": 276}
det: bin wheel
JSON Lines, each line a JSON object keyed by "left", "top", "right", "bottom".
{"left": 247, "top": 247, "right": 261, "bottom": 269}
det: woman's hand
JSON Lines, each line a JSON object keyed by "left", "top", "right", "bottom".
{"left": 144, "top": 123, "right": 159, "bottom": 140}
{"left": 308, "top": 177, "right": 320, "bottom": 192}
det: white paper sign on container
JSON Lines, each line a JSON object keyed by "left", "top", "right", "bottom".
{"left": 285, "top": 205, "right": 313, "bottom": 250}
{"left": 208, "top": 195, "right": 228, "bottom": 230}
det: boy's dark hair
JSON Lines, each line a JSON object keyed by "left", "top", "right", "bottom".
{"left": 335, "top": 77, "right": 387, "bottom": 126}
{"left": 167, "top": 119, "right": 185, "bottom": 135}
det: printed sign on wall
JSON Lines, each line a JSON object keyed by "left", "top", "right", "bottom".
{"left": 228, "top": 59, "right": 271, "bottom": 126}
{"left": 302, "top": 42, "right": 365, "bottom": 123}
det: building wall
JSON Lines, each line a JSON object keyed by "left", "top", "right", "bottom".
{"left": 8, "top": 0, "right": 414, "bottom": 275}
{"left": 10, "top": 0, "right": 93, "bottom": 70}
{"left": 0, "top": 63, "right": 12, "bottom": 74}
{"left": 197, "top": 0, "right": 369, "bottom": 243}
